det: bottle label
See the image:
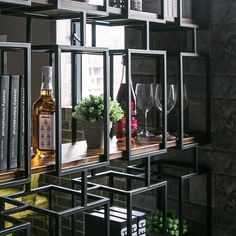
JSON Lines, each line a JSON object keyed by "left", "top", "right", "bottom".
{"left": 39, "top": 114, "right": 55, "bottom": 150}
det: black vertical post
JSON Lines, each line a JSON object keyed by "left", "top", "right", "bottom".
{"left": 162, "top": 183, "right": 167, "bottom": 236}
{"left": 194, "top": 145, "right": 198, "bottom": 172}
{"left": 193, "top": 28, "right": 197, "bottom": 54}
{"left": 178, "top": 177, "right": 184, "bottom": 236}
{"left": 80, "top": 12, "right": 86, "bottom": 46}
{"left": 178, "top": 54, "right": 184, "bottom": 148}
{"left": 24, "top": 45, "right": 31, "bottom": 192}
{"left": 81, "top": 170, "right": 88, "bottom": 206}
{"left": 109, "top": 174, "right": 114, "bottom": 206}
{"left": 125, "top": 50, "right": 131, "bottom": 159}
{"left": 24, "top": 13, "right": 32, "bottom": 192}
{"left": 55, "top": 46, "right": 62, "bottom": 175}
{"left": 144, "top": 156, "right": 150, "bottom": 187}
{"left": 127, "top": 195, "right": 132, "bottom": 236}
{"left": 104, "top": 51, "right": 110, "bottom": 163}
{"left": 207, "top": 171, "right": 212, "bottom": 236}
{"left": 49, "top": 188, "right": 54, "bottom": 235}
{"left": 71, "top": 181, "right": 77, "bottom": 236}
{"left": 205, "top": 55, "right": 211, "bottom": 143}
{"left": 162, "top": 53, "right": 167, "bottom": 149}
{"left": 26, "top": 17, "right": 32, "bottom": 44}
{"left": 55, "top": 217, "right": 62, "bottom": 236}
{"left": 92, "top": 22, "right": 96, "bottom": 47}
{"left": 142, "top": 21, "right": 150, "bottom": 50}
{"left": 104, "top": 202, "right": 110, "bottom": 236}
{"left": 0, "top": 50, "right": 7, "bottom": 75}
{"left": 71, "top": 22, "right": 78, "bottom": 144}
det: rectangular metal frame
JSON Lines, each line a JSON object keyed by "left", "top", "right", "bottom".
{"left": 72, "top": 169, "right": 168, "bottom": 236}
{"left": 31, "top": 44, "right": 110, "bottom": 176}
{"left": 99, "top": 0, "right": 166, "bottom": 24}
{"left": 0, "top": 213, "right": 30, "bottom": 236}
{"left": 109, "top": 49, "right": 167, "bottom": 161}
{"left": 0, "top": 0, "right": 30, "bottom": 7}
{"left": 178, "top": 52, "right": 211, "bottom": 149}
{"left": 1, "top": 0, "right": 108, "bottom": 19}
{"left": 0, "top": 42, "right": 31, "bottom": 189}
{"left": 127, "top": 145, "right": 212, "bottom": 236}
{"left": 0, "top": 184, "right": 110, "bottom": 236}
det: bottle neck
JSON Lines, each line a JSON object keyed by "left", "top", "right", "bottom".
{"left": 40, "top": 75, "right": 53, "bottom": 98}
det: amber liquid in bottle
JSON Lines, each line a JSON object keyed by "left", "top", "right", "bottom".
{"left": 32, "top": 66, "right": 56, "bottom": 158}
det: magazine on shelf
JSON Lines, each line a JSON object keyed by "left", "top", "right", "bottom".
{"left": 8, "top": 75, "right": 20, "bottom": 169}
{"left": 0, "top": 75, "right": 10, "bottom": 171}
{"left": 18, "top": 75, "right": 25, "bottom": 167}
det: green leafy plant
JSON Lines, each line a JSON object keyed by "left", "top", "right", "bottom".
{"left": 147, "top": 209, "right": 188, "bottom": 236}
{"left": 72, "top": 94, "right": 124, "bottom": 123}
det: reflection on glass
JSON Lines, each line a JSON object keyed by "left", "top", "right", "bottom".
{"left": 135, "top": 83, "right": 154, "bottom": 137}
{"left": 155, "top": 84, "right": 177, "bottom": 140}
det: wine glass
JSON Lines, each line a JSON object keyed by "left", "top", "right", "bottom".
{"left": 155, "top": 84, "right": 177, "bottom": 140}
{"left": 135, "top": 83, "right": 154, "bottom": 137}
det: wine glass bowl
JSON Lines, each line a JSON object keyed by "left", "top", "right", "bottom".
{"left": 154, "top": 84, "right": 177, "bottom": 140}
{"left": 135, "top": 83, "right": 154, "bottom": 137}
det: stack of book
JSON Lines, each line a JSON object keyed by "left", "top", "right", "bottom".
{"left": 0, "top": 75, "right": 25, "bottom": 171}
{"left": 85, "top": 206, "right": 146, "bottom": 236}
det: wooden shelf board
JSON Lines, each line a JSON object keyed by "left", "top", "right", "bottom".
{"left": 0, "top": 136, "right": 199, "bottom": 180}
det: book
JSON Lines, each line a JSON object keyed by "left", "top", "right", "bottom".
{"left": 8, "top": 75, "right": 20, "bottom": 169}
{"left": 18, "top": 75, "right": 25, "bottom": 167}
{"left": 110, "top": 206, "right": 146, "bottom": 236}
{"left": 0, "top": 75, "right": 10, "bottom": 171}
{"left": 85, "top": 210, "right": 138, "bottom": 236}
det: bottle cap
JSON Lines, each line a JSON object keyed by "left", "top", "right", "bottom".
{"left": 42, "top": 66, "right": 52, "bottom": 76}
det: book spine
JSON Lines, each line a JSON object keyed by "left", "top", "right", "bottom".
{"left": 0, "top": 75, "right": 9, "bottom": 171}
{"left": 18, "top": 75, "right": 25, "bottom": 167}
{"left": 8, "top": 75, "right": 20, "bottom": 169}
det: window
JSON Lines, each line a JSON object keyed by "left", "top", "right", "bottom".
{"left": 57, "top": 20, "right": 124, "bottom": 107}
{"left": 82, "top": 24, "right": 124, "bottom": 99}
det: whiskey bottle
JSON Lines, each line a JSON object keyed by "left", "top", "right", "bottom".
{"left": 32, "top": 66, "right": 55, "bottom": 158}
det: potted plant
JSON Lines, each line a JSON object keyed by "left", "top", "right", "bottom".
{"left": 72, "top": 94, "right": 124, "bottom": 148}
{"left": 147, "top": 209, "right": 188, "bottom": 236}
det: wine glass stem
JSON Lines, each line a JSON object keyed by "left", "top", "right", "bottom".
{"left": 159, "top": 111, "right": 162, "bottom": 132}
{"left": 144, "top": 110, "right": 148, "bottom": 133}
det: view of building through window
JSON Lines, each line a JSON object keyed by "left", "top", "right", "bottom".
{"left": 57, "top": 20, "right": 124, "bottom": 107}
{"left": 82, "top": 24, "right": 124, "bottom": 99}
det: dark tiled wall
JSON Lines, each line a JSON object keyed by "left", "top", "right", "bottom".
{"left": 126, "top": 0, "right": 236, "bottom": 235}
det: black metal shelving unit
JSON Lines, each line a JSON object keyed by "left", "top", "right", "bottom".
{"left": 0, "top": 0, "right": 212, "bottom": 235}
